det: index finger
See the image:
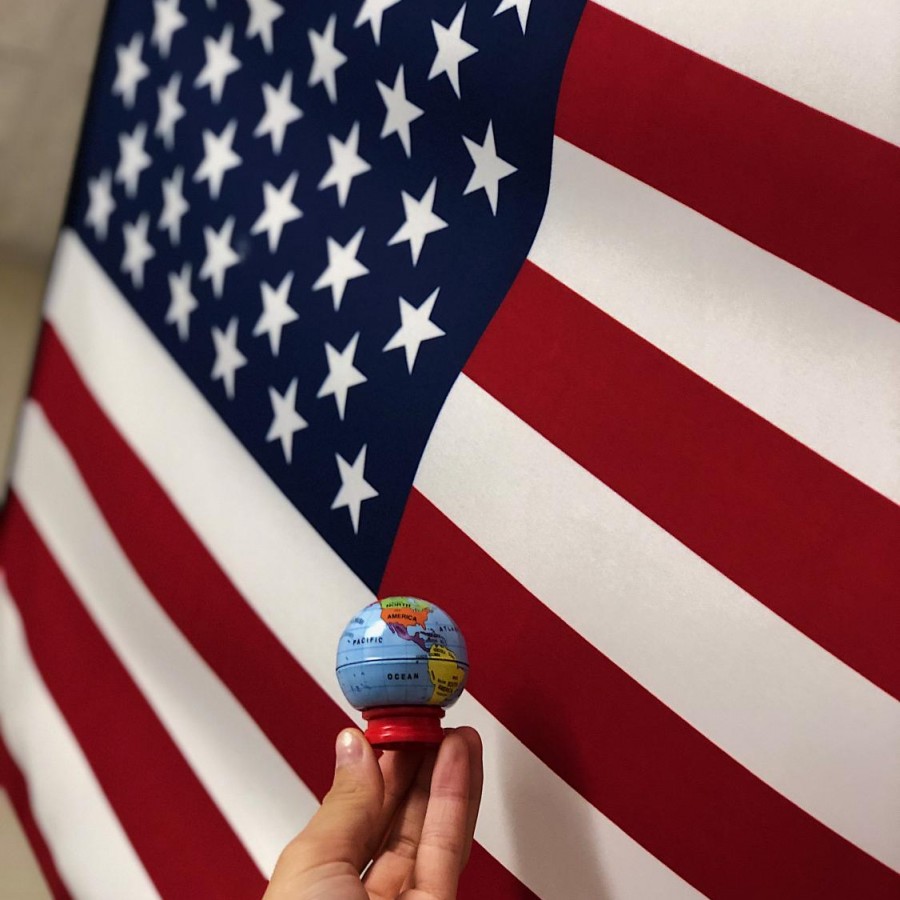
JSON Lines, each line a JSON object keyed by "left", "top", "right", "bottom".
{"left": 410, "top": 731, "right": 472, "bottom": 900}
{"left": 376, "top": 745, "right": 427, "bottom": 836}
{"left": 452, "top": 727, "right": 483, "bottom": 867}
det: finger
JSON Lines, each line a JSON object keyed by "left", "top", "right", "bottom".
{"left": 452, "top": 727, "right": 483, "bottom": 867}
{"left": 270, "top": 729, "right": 385, "bottom": 884}
{"left": 376, "top": 746, "right": 427, "bottom": 837}
{"left": 410, "top": 732, "right": 471, "bottom": 900}
{"left": 363, "top": 748, "right": 437, "bottom": 899}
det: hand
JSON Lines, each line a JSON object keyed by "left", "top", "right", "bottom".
{"left": 263, "top": 726, "right": 483, "bottom": 900}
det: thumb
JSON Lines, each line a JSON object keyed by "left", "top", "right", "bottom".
{"left": 275, "top": 729, "right": 385, "bottom": 881}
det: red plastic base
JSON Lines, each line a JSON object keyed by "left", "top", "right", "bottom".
{"left": 362, "top": 706, "right": 446, "bottom": 749}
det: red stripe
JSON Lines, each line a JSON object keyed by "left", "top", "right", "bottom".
{"left": 458, "top": 846, "right": 536, "bottom": 900}
{"left": 382, "top": 491, "right": 900, "bottom": 899}
{"left": 464, "top": 262, "right": 900, "bottom": 700}
{"left": 0, "top": 736, "right": 72, "bottom": 900}
{"left": 0, "top": 499, "right": 266, "bottom": 900}
{"left": 29, "top": 326, "right": 534, "bottom": 900}
{"left": 557, "top": 4, "right": 900, "bottom": 321}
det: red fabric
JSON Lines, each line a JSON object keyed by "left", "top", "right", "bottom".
{"left": 465, "top": 262, "right": 900, "bottom": 699}
{"left": 382, "top": 491, "right": 899, "bottom": 899}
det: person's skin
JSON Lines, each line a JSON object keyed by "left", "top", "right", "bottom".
{"left": 263, "top": 726, "right": 484, "bottom": 900}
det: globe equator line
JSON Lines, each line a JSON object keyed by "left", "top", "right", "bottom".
{"left": 335, "top": 659, "right": 471, "bottom": 672}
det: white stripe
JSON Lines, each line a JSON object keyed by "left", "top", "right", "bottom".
{"left": 590, "top": 0, "right": 900, "bottom": 146}
{"left": 44, "top": 229, "right": 701, "bottom": 899}
{"left": 13, "top": 401, "right": 319, "bottom": 878}
{"left": 455, "top": 692, "right": 700, "bottom": 900}
{"left": 0, "top": 577, "right": 160, "bottom": 900}
{"left": 416, "top": 374, "right": 900, "bottom": 872}
{"left": 531, "top": 139, "right": 900, "bottom": 504}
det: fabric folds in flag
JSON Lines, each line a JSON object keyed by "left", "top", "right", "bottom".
{"left": 1, "top": 0, "right": 898, "bottom": 897}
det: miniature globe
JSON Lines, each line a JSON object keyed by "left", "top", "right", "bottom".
{"left": 336, "top": 596, "right": 469, "bottom": 746}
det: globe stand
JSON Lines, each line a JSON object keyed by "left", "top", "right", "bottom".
{"left": 362, "top": 706, "right": 445, "bottom": 749}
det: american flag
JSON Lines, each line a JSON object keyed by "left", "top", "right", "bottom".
{"left": 1, "top": 0, "right": 898, "bottom": 896}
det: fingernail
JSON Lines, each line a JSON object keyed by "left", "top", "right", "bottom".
{"left": 335, "top": 729, "right": 364, "bottom": 769}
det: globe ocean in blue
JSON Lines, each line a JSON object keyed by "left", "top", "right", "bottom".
{"left": 336, "top": 597, "right": 469, "bottom": 710}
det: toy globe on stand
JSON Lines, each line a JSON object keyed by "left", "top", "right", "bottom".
{"left": 336, "top": 596, "right": 469, "bottom": 748}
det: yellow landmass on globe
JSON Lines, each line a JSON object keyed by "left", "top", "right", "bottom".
{"left": 380, "top": 597, "right": 430, "bottom": 630}
{"left": 427, "top": 644, "right": 466, "bottom": 705}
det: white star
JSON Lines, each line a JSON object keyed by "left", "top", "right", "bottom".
{"left": 494, "top": 0, "right": 532, "bottom": 32}
{"left": 462, "top": 120, "right": 517, "bottom": 214}
{"left": 429, "top": 4, "right": 477, "bottom": 98}
{"left": 155, "top": 72, "right": 185, "bottom": 150}
{"left": 308, "top": 14, "right": 346, "bottom": 104}
{"left": 254, "top": 71, "right": 302, "bottom": 154}
{"left": 252, "top": 172, "right": 302, "bottom": 252}
{"left": 112, "top": 33, "right": 149, "bottom": 108}
{"left": 158, "top": 165, "right": 189, "bottom": 244}
{"left": 121, "top": 213, "right": 155, "bottom": 289}
{"left": 211, "top": 317, "right": 247, "bottom": 399}
{"left": 194, "top": 119, "right": 242, "bottom": 200}
{"left": 312, "top": 228, "right": 369, "bottom": 311}
{"left": 254, "top": 271, "right": 298, "bottom": 356}
{"left": 331, "top": 444, "right": 378, "bottom": 534}
{"left": 318, "top": 122, "right": 371, "bottom": 208}
{"left": 387, "top": 178, "right": 448, "bottom": 265}
{"left": 194, "top": 24, "right": 241, "bottom": 104}
{"left": 84, "top": 170, "right": 116, "bottom": 241}
{"left": 246, "top": 0, "right": 284, "bottom": 53}
{"left": 318, "top": 332, "right": 367, "bottom": 421}
{"left": 152, "top": 0, "right": 186, "bottom": 58}
{"left": 267, "top": 378, "right": 307, "bottom": 464}
{"left": 354, "top": 0, "right": 403, "bottom": 44}
{"left": 200, "top": 215, "right": 240, "bottom": 298}
{"left": 115, "top": 122, "right": 152, "bottom": 198}
{"left": 377, "top": 66, "right": 423, "bottom": 158}
{"left": 383, "top": 288, "right": 446, "bottom": 373}
{"left": 166, "top": 263, "right": 198, "bottom": 341}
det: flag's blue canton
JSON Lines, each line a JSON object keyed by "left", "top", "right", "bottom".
{"left": 68, "top": 0, "right": 585, "bottom": 590}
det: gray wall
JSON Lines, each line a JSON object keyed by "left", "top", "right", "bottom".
{"left": 0, "top": 1, "right": 106, "bottom": 894}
